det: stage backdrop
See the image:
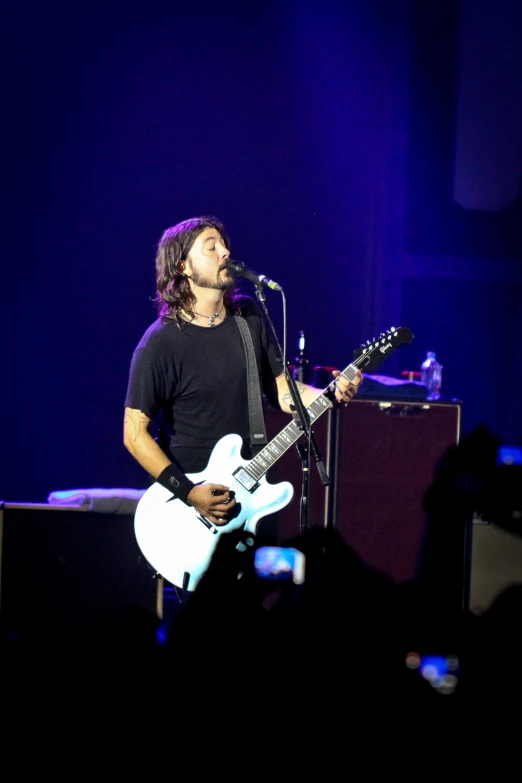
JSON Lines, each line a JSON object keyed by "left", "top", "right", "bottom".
{"left": 2, "top": 0, "right": 521, "bottom": 503}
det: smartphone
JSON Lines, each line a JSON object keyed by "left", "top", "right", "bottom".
{"left": 253, "top": 546, "right": 305, "bottom": 585}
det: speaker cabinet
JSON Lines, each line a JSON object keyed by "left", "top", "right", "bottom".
{"left": 333, "top": 399, "right": 461, "bottom": 582}
{"left": 0, "top": 504, "right": 160, "bottom": 634}
{"left": 264, "top": 399, "right": 461, "bottom": 583}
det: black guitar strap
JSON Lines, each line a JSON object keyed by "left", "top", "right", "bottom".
{"left": 234, "top": 314, "right": 268, "bottom": 455}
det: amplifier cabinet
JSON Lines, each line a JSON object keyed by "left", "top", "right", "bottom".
{"left": 264, "top": 399, "right": 461, "bottom": 583}
{"left": 333, "top": 399, "right": 461, "bottom": 582}
{"left": 0, "top": 503, "right": 160, "bottom": 634}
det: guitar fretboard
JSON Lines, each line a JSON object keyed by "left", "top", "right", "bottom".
{"left": 247, "top": 363, "right": 359, "bottom": 481}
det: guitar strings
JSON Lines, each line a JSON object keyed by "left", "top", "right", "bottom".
{"left": 226, "top": 341, "right": 383, "bottom": 499}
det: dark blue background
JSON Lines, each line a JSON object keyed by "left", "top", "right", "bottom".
{"left": 2, "top": 0, "right": 521, "bottom": 501}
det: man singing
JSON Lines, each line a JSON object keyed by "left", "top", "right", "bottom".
{"left": 124, "top": 215, "right": 362, "bottom": 526}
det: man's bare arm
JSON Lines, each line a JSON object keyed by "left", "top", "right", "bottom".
{"left": 123, "top": 407, "right": 171, "bottom": 478}
{"left": 123, "top": 407, "right": 236, "bottom": 524}
{"left": 275, "top": 368, "right": 363, "bottom": 414}
{"left": 275, "top": 374, "right": 321, "bottom": 414}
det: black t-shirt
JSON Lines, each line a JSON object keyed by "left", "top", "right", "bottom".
{"left": 124, "top": 296, "right": 283, "bottom": 473}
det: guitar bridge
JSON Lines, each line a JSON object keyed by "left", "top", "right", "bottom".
{"left": 232, "top": 466, "right": 259, "bottom": 493}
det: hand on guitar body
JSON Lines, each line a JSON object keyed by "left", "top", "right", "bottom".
{"left": 187, "top": 484, "right": 237, "bottom": 525}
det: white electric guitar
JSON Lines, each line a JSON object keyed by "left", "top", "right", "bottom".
{"left": 134, "top": 326, "right": 413, "bottom": 591}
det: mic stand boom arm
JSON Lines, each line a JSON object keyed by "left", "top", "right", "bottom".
{"left": 254, "top": 285, "right": 330, "bottom": 535}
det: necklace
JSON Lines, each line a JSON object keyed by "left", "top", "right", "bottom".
{"left": 192, "top": 303, "right": 225, "bottom": 328}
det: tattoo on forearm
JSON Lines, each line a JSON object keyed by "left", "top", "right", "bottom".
{"left": 282, "top": 382, "right": 307, "bottom": 408}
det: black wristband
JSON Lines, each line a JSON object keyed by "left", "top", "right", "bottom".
{"left": 156, "top": 464, "right": 195, "bottom": 506}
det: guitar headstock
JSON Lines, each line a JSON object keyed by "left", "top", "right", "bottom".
{"left": 353, "top": 326, "right": 414, "bottom": 373}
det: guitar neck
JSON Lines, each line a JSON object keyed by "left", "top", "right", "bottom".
{"left": 246, "top": 363, "right": 359, "bottom": 481}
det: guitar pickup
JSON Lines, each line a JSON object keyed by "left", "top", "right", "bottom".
{"left": 232, "top": 467, "right": 259, "bottom": 493}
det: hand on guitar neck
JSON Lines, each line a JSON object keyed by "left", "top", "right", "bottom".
{"left": 277, "top": 367, "right": 363, "bottom": 413}
{"left": 330, "top": 368, "right": 363, "bottom": 406}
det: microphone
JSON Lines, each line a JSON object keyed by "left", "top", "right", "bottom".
{"left": 226, "top": 258, "right": 282, "bottom": 291}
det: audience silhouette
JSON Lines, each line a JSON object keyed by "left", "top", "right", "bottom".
{"left": 2, "top": 425, "right": 521, "bottom": 751}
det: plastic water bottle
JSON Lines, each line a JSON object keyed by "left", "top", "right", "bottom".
{"left": 421, "top": 351, "right": 442, "bottom": 400}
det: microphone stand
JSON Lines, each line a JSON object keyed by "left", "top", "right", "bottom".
{"left": 254, "top": 285, "right": 330, "bottom": 535}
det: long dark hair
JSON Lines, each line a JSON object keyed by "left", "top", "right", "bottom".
{"left": 154, "top": 215, "right": 241, "bottom": 321}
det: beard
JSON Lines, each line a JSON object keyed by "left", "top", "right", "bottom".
{"left": 190, "top": 267, "right": 235, "bottom": 291}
